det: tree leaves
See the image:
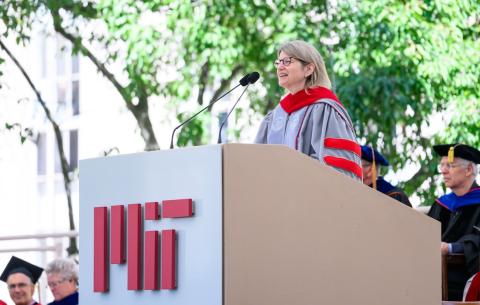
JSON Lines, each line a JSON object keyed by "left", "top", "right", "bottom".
{"left": 1, "top": 0, "right": 478, "bottom": 204}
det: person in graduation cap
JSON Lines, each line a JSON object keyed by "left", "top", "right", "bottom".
{"left": 361, "top": 145, "right": 411, "bottom": 207}
{"left": 254, "top": 40, "right": 362, "bottom": 181}
{"left": 427, "top": 143, "right": 480, "bottom": 301}
{"left": 45, "top": 258, "right": 78, "bottom": 305}
{"left": 0, "top": 256, "right": 43, "bottom": 305}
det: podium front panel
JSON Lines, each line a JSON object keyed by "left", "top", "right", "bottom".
{"left": 223, "top": 144, "right": 440, "bottom": 305}
{"left": 80, "top": 146, "right": 223, "bottom": 305}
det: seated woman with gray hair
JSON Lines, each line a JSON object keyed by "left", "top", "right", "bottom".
{"left": 45, "top": 258, "right": 78, "bottom": 305}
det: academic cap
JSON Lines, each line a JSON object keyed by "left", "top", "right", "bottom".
{"left": 0, "top": 256, "right": 44, "bottom": 284}
{"left": 361, "top": 145, "right": 390, "bottom": 166}
{"left": 433, "top": 143, "right": 480, "bottom": 164}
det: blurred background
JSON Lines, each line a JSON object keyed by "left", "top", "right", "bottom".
{"left": 0, "top": 0, "right": 479, "bottom": 303}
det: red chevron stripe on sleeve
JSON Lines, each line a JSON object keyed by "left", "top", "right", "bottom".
{"left": 324, "top": 138, "right": 361, "bottom": 156}
{"left": 324, "top": 156, "right": 363, "bottom": 179}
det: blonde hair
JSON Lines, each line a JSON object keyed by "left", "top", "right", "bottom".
{"left": 278, "top": 40, "right": 332, "bottom": 89}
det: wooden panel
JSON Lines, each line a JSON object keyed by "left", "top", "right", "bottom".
{"left": 222, "top": 144, "right": 441, "bottom": 305}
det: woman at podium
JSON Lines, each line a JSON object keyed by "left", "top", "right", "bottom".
{"left": 254, "top": 40, "right": 362, "bottom": 181}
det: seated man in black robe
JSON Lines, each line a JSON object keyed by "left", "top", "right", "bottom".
{"left": 427, "top": 143, "right": 480, "bottom": 301}
{"left": 360, "top": 145, "right": 411, "bottom": 206}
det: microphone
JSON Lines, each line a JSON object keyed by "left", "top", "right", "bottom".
{"left": 170, "top": 73, "right": 251, "bottom": 149}
{"left": 217, "top": 72, "right": 260, "bottom": 144}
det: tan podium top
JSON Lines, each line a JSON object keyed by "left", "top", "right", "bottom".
{"left": 442, "top": 301, "right": 480, "bottom": 305}
{"left": 222, "top": 144, "right": 441, "bottom": 305}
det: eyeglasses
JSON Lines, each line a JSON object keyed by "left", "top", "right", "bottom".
{"left": 274, "top": 57, "right": 303, "bottom": 67}
{"left": 48, "top": 278, "right": 67, "bottom": 288}
{"left": 437, "top": 162, "right": 466, "bottom": 172}
{"left": 8, "top": 282, "right": 30, "bottom": 290}
{"left": 361, "top": 161, "right": 372, "bottom": 167}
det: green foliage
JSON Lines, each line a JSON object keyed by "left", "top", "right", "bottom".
{"left": 176, "top": 111, "right": 211, "bottom": 147}
{"left": 4, "top": 122, "right": 34, "bottom": 144}
{"left": 0, "top": 0, "right": 39, "bottom": 43}
{"left": 332, "top": 0, "right": 480, "bottom": 203}
{"left": 1, "top": 0, "right": 479, "bottom": 205}
{"left": 442, "top": 100, "right": 480, "bottom": 144}
{"left": 97, "top": 0, "right": 169, "bottom": 99}
{"left": 163, "top": 0, "right": 328, "bottom": 115}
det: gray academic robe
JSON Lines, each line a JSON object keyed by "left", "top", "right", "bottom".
{"left": 254, "top": 99, "right": 362, "bottom": 182}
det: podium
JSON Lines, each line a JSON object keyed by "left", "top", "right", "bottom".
{"left": 79, "top": 144, "right": 440, "bottom": 305}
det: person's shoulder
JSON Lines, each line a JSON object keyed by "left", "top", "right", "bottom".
{"left": 389, "top": 186, "right": 408, "bottom": 195}
{"left": 428, "top": 199, "right": 450, "bottom": 215}
{"left": 311, "top": 98, "right": 350, "bottom": 116}
{"left": 309, "top": 99, "right": 355, "bottom": 130}
{"left": 311, "top": 98, "right": 340, "bottom": 108}
{"left": 459, "top": 203, "right": 480, "bottom": 212}
{"left": 261, "top": 109, "right": 275, "bottom": 123}
{"left": 388, "top": 188, "right": 412, "bottom": 206}
{"left": 50, "top": 291, "right": 79, "bottom": 305}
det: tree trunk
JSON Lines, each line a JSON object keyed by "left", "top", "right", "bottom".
{"left": 0, "top": 39, "right": 79, "bottom": 255}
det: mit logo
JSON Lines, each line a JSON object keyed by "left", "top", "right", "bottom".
{"left": 93, "top": 199, "right": 193, "bottom": 292}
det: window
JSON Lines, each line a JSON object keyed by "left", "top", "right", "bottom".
{"left": 54, "top": 137, "right": 62, "bottom": 174}
{"left": 72, "top": 80, "right": 79, "bottom": 115}
{"left": 53, "top": 130, "right": 79, "bottom": 174}
{"left": 40, "top": 36, "right": 47, "bottom": 78}
{"left": 218, "top": 112, "right": 228, "bottom": 143}
{"left": 72, "top": 55, "right": 79, "bottom": 74}
{"left": 69, "top": 129, "right": 78, "bottom": 171}
{"left": 37, "top": 132, "right": 47, "bottom": 175}
{"left": 57, "top": 80, "right": 67, "bottom": 106}
{"left": 56, "top": 36, "right": 66, "bottom": 76}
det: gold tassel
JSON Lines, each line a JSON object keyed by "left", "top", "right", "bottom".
{"left": 448, "top": 146, "right": 455, "bottom": 163}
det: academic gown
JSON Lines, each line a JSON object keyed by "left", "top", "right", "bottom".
{"left": 255, "top": 90, "right": 362, "bottom": 182}
{"left": 428, "top": 182, "right": 480, "bottom": 301}
{"left": 375, "top": 177, "right": 412, "bottom": 207}
{"left": 47, "top": 291, "right": 78, "bottom": 305}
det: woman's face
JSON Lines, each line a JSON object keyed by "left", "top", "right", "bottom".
{"left": 276, "top": 51, "right": 312, "bottom": 94}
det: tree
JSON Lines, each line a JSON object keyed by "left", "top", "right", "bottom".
{"left": 331, "top": 0, "right": 480, "bottom": 203}
{"left": 1, "top": 0, "right": 479, "bottom": 207}
{"left": 0, "top": 39, "right": 79, "bottom": 255}
{"left": 164, "top": 0, "right": 480, "bottom": 203}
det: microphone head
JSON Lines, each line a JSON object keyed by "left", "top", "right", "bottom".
{"left": 248, "top": 72, "right": 260, "bottom": 84}
{"left": 239, "top": 73, "right": 251, "bottom": 86}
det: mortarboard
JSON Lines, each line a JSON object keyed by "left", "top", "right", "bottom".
{"left": 0, "top": 256, "right": 44, "bottom": 284}
{"left": 361, "top": 145, "right": 390, "bottom": 190}
{"left": 361, "top": 145, "right": 390, "bottom": 166}
{"left": 433, "top": 143, "right": 480, "bottom": 164}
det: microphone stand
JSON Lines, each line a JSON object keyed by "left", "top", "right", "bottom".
{"left": 217, "top": 85, "right": 250, "bottom": 144}
{"left": 170, "top": 84, "right": 241, "bottom": 149}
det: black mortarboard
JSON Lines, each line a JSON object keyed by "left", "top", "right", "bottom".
{"left": 433, "top": 143, "right": 480, "bottom": 164}
{"left": 361, "top": 145, "right": 389, "bottom": 166}
{"left": 0, "top": 256, "right": 44, "bottom": 284}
